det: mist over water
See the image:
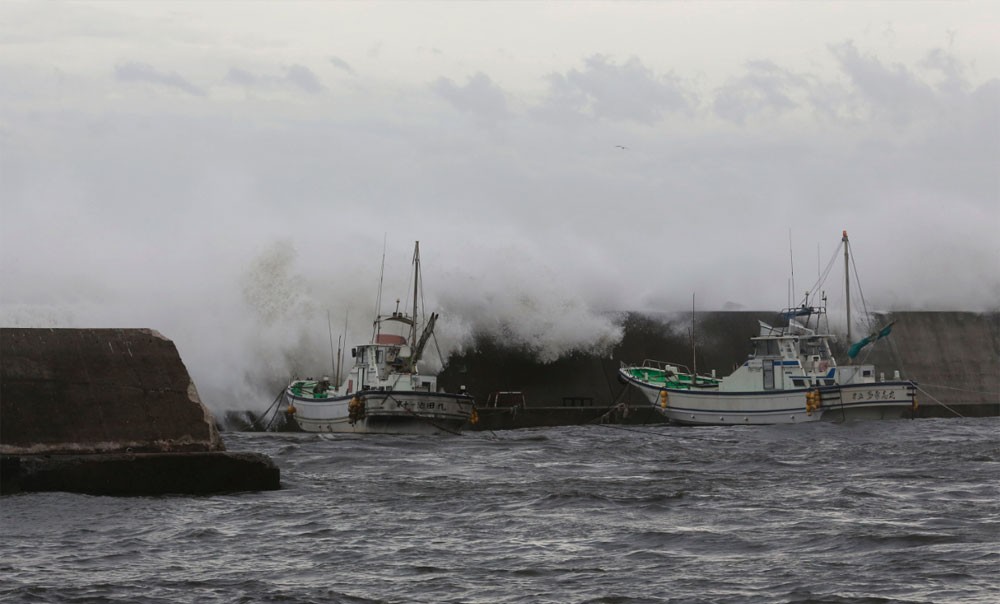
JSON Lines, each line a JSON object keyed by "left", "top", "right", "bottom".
{"left": 2, "top": 3, "right": 998, "bottom": 416}
{"left": 231, "top": 240, "right": 626, "bottom": 408}
{"left": 2, "top": 228, "right": 996, "bottom": 417}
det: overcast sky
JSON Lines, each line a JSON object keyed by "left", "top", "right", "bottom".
{"left": 1, "top": 1, "right": 997, "bottom": 408}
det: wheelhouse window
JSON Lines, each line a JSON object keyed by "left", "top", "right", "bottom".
{"left": 752, "top": 339, "right": 781, "bottom": 357}
{"left": 803, "top": 338, "right": 820, "bottom": 359}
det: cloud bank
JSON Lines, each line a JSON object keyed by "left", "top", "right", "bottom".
{"left": 2, "top": 3, "right": 997, "bottom": 412}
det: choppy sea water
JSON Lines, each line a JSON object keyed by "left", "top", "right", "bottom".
{"left": 2, "top": 418, "right": 998, "bottom": 604}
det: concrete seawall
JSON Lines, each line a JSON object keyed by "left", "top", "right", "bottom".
{"left": 1, "top": 328, "right": 279, "bottom": 494}
{"left": 867, "top": 311, "right": 999, "bottom": 410}
{"left": 438, "top": 310, "right": 999, "bottom": 423}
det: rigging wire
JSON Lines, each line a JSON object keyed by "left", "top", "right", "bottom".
{"left": 848, "top": 240, "right": 877, "bottom": 335}
{"left": 803, "top": 240, "right": 843, "bottom": 304}
{"left": 883, "top": 335, "right": 968, "bottom": 418}
{"left": 256, "top": 386, "right": 287, "bottom": 431}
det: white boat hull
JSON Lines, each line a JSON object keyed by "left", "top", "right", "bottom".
{"left": 621, "top": 371, "right": 916, "bottom": 426}
{"left": 286, "top": 389, "right": 475, "bottom": 435}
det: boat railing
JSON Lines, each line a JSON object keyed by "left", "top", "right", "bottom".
{"left": 622, "top": 359, "right": 722, "bottom": 387}
{"left": 631, "top": 359, "right": 693, "bottom": 376}
{"left": 485, "top": 391, "right": 527, "bottom": 408}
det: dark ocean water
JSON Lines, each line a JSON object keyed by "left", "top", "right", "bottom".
{"left": 2, "top": 418, "right": 998, "bottom": 603}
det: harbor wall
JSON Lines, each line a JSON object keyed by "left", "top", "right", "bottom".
{"left": 438, "top": 311, "right": 999, "bottom": 420}
{"left": 1, "top": 328, "right": 279, "bottom": 494}
{"left": 866, "top": 311, "right": 999, "bottom": 410}
{"left": 1, "top": 328, "right": 223, "bottom": 455}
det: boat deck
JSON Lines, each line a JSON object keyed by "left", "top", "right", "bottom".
{"left": 623, "top": 366, "right": 720, "bottom": 390}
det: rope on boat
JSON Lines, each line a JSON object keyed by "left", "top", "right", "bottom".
{"left": 913, "top": 384, "right": 968, "bottom": 418}
{"left": 587, "top": 382, "right": 632, "bottom": 425}
{"left": 383, "top": 392, "right": 467, "bottom": 436}
{"left": 587, "top": 360, "right": 666, "bottom": 427}
{"left": 249, "top": 387, "right": 286, "bottom": 432}
{"left": 880, "top": 336, "right": 971, "bottom": 418}
{"left": 914, "top": 382, "right": 999, "bottom": 396}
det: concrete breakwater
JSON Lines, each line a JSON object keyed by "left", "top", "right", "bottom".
{"left": 437, "top": 310, "right": 999, "bottom": 422}
{"left": 1, "top": 328, "right": 279, "bottom": 494}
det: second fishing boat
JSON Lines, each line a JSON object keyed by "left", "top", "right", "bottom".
{"left": 618, "top": 231, "right": 918, "bottom": 425}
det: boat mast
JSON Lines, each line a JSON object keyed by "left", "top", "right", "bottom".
{"left": 411, "top": 241, "right": 420, "bottom": 349}
{"left": 373, "top": 235, "right": 387, "bottom": 342}
{"left": 327, "top": 310, "right": 336, "bottom": 379}
{"left": 335, "top": 335, "right": 342, "bottom": 384}
{"left": 843, "top": 230, "right": 851, "bottom": 343}
{"left": 691, "top": 293, "right": 697, "bottom": 380}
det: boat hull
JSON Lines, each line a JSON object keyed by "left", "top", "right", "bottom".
{"left": 620, "top": 370, "right": 917, "bottom": 426}
{"left": 286, "top": 390, "right": 475, "bottom": 435}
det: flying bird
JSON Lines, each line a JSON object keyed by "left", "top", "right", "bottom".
{"left": 615, "top": 145, "right": 627, "bottom": 150}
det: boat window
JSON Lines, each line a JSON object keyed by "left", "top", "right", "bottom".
{"left": 375, "top": 349, "right": 382, "bottom": 364}
{"left": 751, "top": 340, "right": 775, "bottom": 357}
{"left": 763, "top": 360, "right": 775, "bottom": 389}
{"left": 792, "top": 379, "right": 805, "bottom": 387}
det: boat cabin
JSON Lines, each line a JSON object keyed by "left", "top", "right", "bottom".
{"left": 719, "top": 319, "right": 877, "bottom": 392}
{"left": 341, "top": 311, "right": 437, "bottom": 395}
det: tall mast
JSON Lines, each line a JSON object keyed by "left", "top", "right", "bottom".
{"left": 372, "top": 235, "right": 387, "bottom": 342}
{"left": 411, "top": 241, "right": 420, "bottom": 348}
{"left": 327, "top": 310, "right": 336, "bottom": 378}
{"left": 691, "top": 293, "right": 697, "bottom": 379}
{"left": 843, "top": 230, "right": 851, "bottom": 343}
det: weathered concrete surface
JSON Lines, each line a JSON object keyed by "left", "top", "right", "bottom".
{"left": 1, "top": 328, "right": 223, "bottom": 455}
{"left": 867, "top": 312, "right": 1000, "bottom": 415}
{"left": 1, "top": 328, "right": 280, "bottom": 494}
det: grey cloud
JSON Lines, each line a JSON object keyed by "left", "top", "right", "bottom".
{"left": 284, "top": 64, "right": 325, "bottom": 94}
{"left": 920, "top": 48, "right": 969, "bottom": 96}
{"left": 330, "top": 56, "right": 355, "bottom": 75}
{"left": 828, "top": 41, "right": 937, "bottom": 125}
{"left": 114, "top": 62, "right": 205, "bottom": 96}
{"left": 713, "top": 60, "right": 808, "bottom": 124}
{"left": 225, "top": 65, "right": 326, "bottom": 95}
{"left": 431, "top": 72, "right": 509, "bottom": 121}
{"left": 541, "top": 55, "right": 695, "bottom": 124}
{"left": 226, "top": 67, "right": 258, "bottom": 87}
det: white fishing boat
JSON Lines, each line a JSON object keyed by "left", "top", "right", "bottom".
{"left": 618, "top": 231, "right": 918, "bottom": 425}
{"left": 285, "top": 242, "right": 476, "bottom": 435}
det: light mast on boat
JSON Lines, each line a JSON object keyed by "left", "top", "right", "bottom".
{"left": 843, "top": 230, "right": 851, "bottom": 343}
{"left": 411, "top": 241, "right": 420, "bottom": 349}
